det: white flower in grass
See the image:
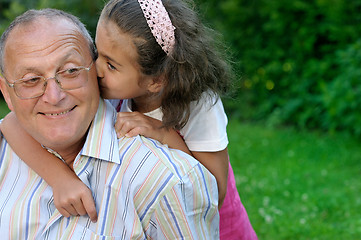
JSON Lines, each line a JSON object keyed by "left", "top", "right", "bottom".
{"left": 258, "top": 207, "right": 273, "bottom": 224}
{"left": 265, "top": 215, "right": 273, "bottom": 223}
{"left": 283, "top": 191, "right": 290, "bottom": 197}
{"left": 302, "top": 193, "right": 308, "bottom": 201}
{"left": 263, "top": 196, "right": 270, "bottom": 206}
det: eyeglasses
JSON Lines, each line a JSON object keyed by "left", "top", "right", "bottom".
{"left": 4, "top": 62, "right": 93, "bottom": 99}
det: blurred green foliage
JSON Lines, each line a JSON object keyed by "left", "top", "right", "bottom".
{"left": 0, "top": 0, "right": 103, "bottom": 38}
{"left": 1, "top": 0, "right": 361, "bottom": 137}
{"left": 323, "top": 39, "right": 361, "bottom": 136}
{"left": 195, "top": 0, "right": 361, "bottom": 137}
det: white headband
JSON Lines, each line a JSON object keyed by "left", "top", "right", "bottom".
{"left": 138, "top": 0, "right": 176, "bottom": 55}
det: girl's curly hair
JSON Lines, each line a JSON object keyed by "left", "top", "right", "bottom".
{"left": 101, "top": 0, "right": 234, "bottom": 130}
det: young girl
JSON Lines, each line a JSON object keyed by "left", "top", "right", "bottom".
{"left": 1, "top": 0, "right": 257, "bottom": 239}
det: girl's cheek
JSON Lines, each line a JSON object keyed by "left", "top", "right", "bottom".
{"left": 95, "top": 59, "right": 107, "bottom": 77}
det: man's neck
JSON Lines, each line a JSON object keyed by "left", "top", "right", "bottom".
{"left": 41, "top": 135, "right": 86, "bottom": 170}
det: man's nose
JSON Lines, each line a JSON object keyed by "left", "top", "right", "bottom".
{"left": 41, "top": 78, "right": 66, "bottom": 104}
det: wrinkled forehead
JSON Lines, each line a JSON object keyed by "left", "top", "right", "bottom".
{"left": 9, "top": 17, "right": 84, "bottom": 49}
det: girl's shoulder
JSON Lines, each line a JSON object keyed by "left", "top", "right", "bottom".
{"left": 181, "top": 92, "right": 229, "bottom": 152}
{"left": 189, "top": 92, "right": 225, "bottom": 117}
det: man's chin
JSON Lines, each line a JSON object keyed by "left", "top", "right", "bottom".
{"left": 34, "top": 130, "right": 80, "bottom": 152}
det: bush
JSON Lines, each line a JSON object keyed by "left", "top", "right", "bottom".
{"left": 323, "top": 39, "right": 361, "bottom": 136}
{"left": 0, "top": 0, "right": 103, "bottom": 38}
{"left": 195, "top": 0, "right": 361, "bottom": 136}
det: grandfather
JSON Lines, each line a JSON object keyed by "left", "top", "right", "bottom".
{"left": 0, "top": 9, "right": 219, "bottom": 239}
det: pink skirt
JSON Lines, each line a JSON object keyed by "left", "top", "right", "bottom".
{"left": 219, "top": 162, "right": 258, "bottom": 240}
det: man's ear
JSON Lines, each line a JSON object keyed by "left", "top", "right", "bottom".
{"left": 0, "top": 75, "right": 14, "bottom": 111}
{"left": 147, "top": 76, "right": 165, "bottom": 94}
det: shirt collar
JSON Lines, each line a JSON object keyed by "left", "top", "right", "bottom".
{"left": 79, "top": 99, "right": 121, "bottom": 164}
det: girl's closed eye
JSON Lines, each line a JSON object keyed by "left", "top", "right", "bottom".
{"left": 107, "top": 62, "right": 116, "bottom": 71}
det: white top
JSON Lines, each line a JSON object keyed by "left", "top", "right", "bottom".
{"left": 114, "top": 92, "right": 228, "bottom": 152}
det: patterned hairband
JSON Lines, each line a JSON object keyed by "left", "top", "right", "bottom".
{"left": 138, "top": 0, "right": 176, "bottom": 55}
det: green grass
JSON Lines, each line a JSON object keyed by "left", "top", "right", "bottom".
{"left": 228, "top": 119, "right": 361, "bottom": 239}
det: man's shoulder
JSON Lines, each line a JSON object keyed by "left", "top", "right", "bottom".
{"left": 114, "top": 135, "right": 219, "bottom": 237}
{"left": 117, "top": 135, "right": 204, "bottom": 180}
{"left": 116, "top": 135, "right": 218, "bottom": 213}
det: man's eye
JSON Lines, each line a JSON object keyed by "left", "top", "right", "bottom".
{"left": 61, "top": 68, "right": 82, "bottom": 78}
{"left": 21, "top": 77, "right": 42, "bottom": 87}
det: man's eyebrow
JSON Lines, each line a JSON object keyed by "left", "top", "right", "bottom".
{"left": 61, "top": 52, "right": 82, "bottom": 64}
{"left": 18, "top": 53, "right": 81, "bottom": 77}
{"left": 23, "top": 54, "right": 73, "bottom": 73}
{"left": 23, "top": 67, "right": 39, "bottom": 73}
{"left": 62, "top": 53, "right": 73, "bottom": 62}
{"left": 16, "top": 67, "right": 40, "bottom": 77}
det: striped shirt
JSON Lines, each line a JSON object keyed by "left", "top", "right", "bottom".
{"left": 0, "top": 99, "right": 219, "bottom": 239}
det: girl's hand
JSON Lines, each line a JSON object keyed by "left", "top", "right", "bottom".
{"left": 0, "top": 112, "right": 98, "bottom": 222}
{"left": 52, "top": 175, "right": 98, "bottom": 223}
{"left": 115, "top": 111, "right": 191, "bottom": 155}
{"left": 115, "top": 112, "right": 165, "bottom": 141}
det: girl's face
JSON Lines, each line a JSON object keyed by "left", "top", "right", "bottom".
{"left": 95, "top": 19, "right": 152, "bottom": 101}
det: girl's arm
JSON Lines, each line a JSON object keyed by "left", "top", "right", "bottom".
{"left": 115, "top": 111, "right": 228, "bottom": 207}
{"left": 192, "top": 149, "right": 229, "bottom": 207}
{"left": 0, "top": 112, "right": 97, "bottom": 222}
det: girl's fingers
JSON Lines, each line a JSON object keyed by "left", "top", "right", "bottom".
{"left": 82, "top": 194, "right": 98, "bottom": 223}
{"left": 125, "top": 127, "right": 143, "bottom": 137}
{"left": 59, "top": 204, "right": 78, "bottom": 217}
{"left": 57, "top": 208, "right": 71, "bottom": 218}
{"left": 71, "top": 201, "right": 87, "bottom": 216}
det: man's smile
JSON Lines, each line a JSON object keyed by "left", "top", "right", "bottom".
{"left": 40, "top": 106, "right": 76, "bottom": 116}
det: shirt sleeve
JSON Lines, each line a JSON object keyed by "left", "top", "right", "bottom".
{"left": 147, "top": 163, "right": 219, "bottom": 239}
{"left": 180, "top": 95, "right": 229, "bottom": 152}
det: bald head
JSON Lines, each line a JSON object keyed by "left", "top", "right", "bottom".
{"left": 0, "top": 8, "right": 96, "bottom": 74}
